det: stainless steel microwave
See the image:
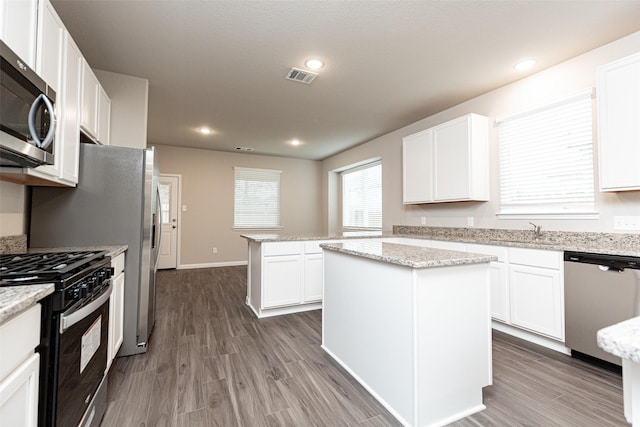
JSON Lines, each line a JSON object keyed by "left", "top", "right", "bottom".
{"left": 0, "top": 40, "right": 56, "bottom": 168}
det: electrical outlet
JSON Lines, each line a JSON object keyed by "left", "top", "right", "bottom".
{"left": 182, "top": 205, "right": 187, "bottom": 212}
{"left": 467, "top": 216, "right": 474, "bottom": 226}
{"left": 420, "top": 216, "right": 426, "bottom": 225}
{"left": 212, "top": 247, "right": 218, "bottom": 254}
{"left": 614, "top": 216, "right": 640, "bottom": 231}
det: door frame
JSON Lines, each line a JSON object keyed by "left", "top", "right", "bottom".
{"left": 159, "top": 173, "right": 182, "bottom": 269}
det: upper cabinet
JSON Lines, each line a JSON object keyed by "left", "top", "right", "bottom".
{"left": 597, "top": 52, "right": 640, "bottom": 192}
{"left": 81, "top": 61, "right": 110, "bottom": 145}
{"left": 0, "top": 0, "right": 38, "bottom": 68}
{"left": 0, "top": 0, "right": 110, "bottom": 186}
{"left": 403, "top": 113, "right": 489, "bottom": 204}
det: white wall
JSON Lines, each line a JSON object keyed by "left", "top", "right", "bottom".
{"left": 0, "top": 181, "right": 26, "bottom": 236}
{"left": 155, "top": 144, "right": 323, "bottom": 266}
{"left": 95, "top": 70, "right": 149, "bottom": 148}
{"left": 322, "top": 31, "right": 640, "bottom": 234}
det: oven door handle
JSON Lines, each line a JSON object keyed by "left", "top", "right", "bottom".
{"left": 60, "top": 282, "right": 112, "bottom": 334}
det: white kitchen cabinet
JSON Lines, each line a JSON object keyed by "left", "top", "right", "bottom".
{"left": 263, "top": 255, "right": 303, "bottom": 308}
{"left": 97, "top": 85, "right": 111, "bottom": 145}
{"left": 80, "top": 60, "right": 111, "bottom": 144}
{"left": 0, "top": 0, "right": 38, "bottom": 68}
{"left": 467, "top": 243, "right": 509, "bottom": 323}
{"left": 57, "top": 35, "right": 82, "bottom": 184}
{"left": 508, "top": 248, "right": 564, "bottom": 340}
{"left": 107, "top": 252, "right": 125, "bottom": 371}
{"left": 428, "top": 239, "right": 467, "bottom": 251}
{"left": 403, "top": 113, "right": 489, "bottom": 204}
{"left": 0, "top": 304, "right": 41, "bottom": 427}
{"left": 402, "top": 129, "right": 433, "bottom": 203}
{"left": 597, "top": 52, "right": 640, "bottom": 191}
{"left": 303, "top": 253, "right": 324, "bottom": 302}
{"left": 81, "top": 59, "right": 99, "bottom": 140}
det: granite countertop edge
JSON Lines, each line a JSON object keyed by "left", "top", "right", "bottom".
{"left": 321, "top": 242, "right": 497, "bottom": 269}
{"left": 28, "top": 245, "right": 128, "bottom": 258}
{"left": 598, "top": 317, "right": 640, "bottom": 364}
{"left": 0, "top": 284, "right": 55, "bottom": 324}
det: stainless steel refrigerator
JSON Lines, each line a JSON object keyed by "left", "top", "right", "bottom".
{"left": 30, "top": 143, "right": 161, "bottom": 356}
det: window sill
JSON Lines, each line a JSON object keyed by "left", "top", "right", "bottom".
{"left": 497, "top": 212, "right": 599, "bottom": 220}
{"left": 233, "top": 226, "right": 284, "bottom": 232}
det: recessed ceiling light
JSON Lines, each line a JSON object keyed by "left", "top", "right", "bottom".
{"left": 198, "top": 127, "right": 213, "bottom": 135}
{"left": 290, "top": 139, "right": 301, "bottom": 146}
{"left": 514, "top": 59, "right": 536, "bottom": 72}
{"left": 305, "top": 58, "right": 324, "bottom": 70}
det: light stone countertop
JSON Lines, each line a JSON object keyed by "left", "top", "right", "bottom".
{"left": 241, "top": 226, "right": 640, "bottom": 257}
{"left": 321, "top": 240, "right": 497, "bottom": 269}
{"left": 28, "top": 245, "right": 128, "bottom": 258}
{"left": 598, "top": 317, "right": 640, "bottom": 364}
{"left": 240, "top": 231, "right": 387, "bottom": 242}
{"left": 0, "top": 284, "right": 55, "bottom": 324}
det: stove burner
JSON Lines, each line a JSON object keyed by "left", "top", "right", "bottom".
{"left": 0, "top": 250, "right": 107, "bottom": 282}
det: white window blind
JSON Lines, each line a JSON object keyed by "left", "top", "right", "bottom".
{"left": 497, "top": 91, "right": 595, "bottom": 216}
{"left": 342, "top": 161, "right": 382, "bottom": 229}
{"left": 234, "top": 167, "right": 281, "bottom": 228}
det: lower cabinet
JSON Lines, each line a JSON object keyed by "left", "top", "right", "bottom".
{"left": 107, "top": 252, "right": 125, "bottom": 371}
{"left": 247, "top": 240, "right": 337, "bottom": 317}
{"left": 467, "top": 243, "right": 509, "bottom": 323}
{"left": 508, "top": 248, "right": 564, "bottom": 340}
{"left": 0, "top": 304, "right": 41, "bottom": 427}
{"left": 263, "top": 255, "right": 303, "bottom": 308}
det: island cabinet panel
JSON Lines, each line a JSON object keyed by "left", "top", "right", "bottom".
{"left": 263, "top": 255, "right": 303, "bottom": 308}
{"left": 247, "top": 240, "right": 339, "bottom": 318}
{"left": 403, "top": 113, "right": 489, "bottom": 204}
{"left": 597, "top": 52, "right": 640, "bottom": 191}
{"left": 322, "top": 250, "right": 491, "bottom": 427}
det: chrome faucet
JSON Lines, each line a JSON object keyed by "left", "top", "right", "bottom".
{"left": 529, "top": 222, "right": 542, "bottom": 239}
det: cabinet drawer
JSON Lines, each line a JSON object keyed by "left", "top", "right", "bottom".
{"left": 304, "top": 240, "right": 340, "bottom": 254}
{"left": 467, "top": 243, "right": 508, "bottom": 262}
{"left": 111, "top": 252, "right": 125, "bottom": 275}
{"left": 263, "top": 241, "right": 302, "bottom": 256}
{"left": 0, "top": 304, "right": 41, "bottom": 380}
{"left": 509, "top": 247, "right": 562, "bottom": 269}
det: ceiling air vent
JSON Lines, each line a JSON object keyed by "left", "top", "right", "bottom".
{"left": 285, "top": 67, "right": 318, "bottom": 84}
{"left": 235, "top": 147, "right": 254, "bottom": 152}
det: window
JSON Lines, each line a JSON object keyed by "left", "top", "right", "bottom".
{"left": 234, "top": 167, "right": 281, "bottom": 229}
{"left": 497, "top": 90, "right": 595, "bottom": 217}
{"left": 342, "top": 161, "right": 382, "bottom": 229}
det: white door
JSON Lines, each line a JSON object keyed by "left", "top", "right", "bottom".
{"left": 158, "top": 175, "right": 179, "bottom": 269}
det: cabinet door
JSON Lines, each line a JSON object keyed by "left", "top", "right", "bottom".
{"left": 509, "top": 264, "right": 563, "bottom": 340}
{"left": 59, "top": 36, "right": 82, "bottom": 184}
{"left": 263, "top": 255, "right": 302, "bottom": 308}
{"left": 403, "top": 130, "right": 433, "bottom": 203}
{"left": 597, "top": 53, "right": 640, "bottom": 191}
{"left": 81, "top": 60, "right": 99, "bottom": 138}
{"left": 0, "top": 0, "right": 38, "bottom": 68}
{"left": 0, "top": 353, "right": 39, "bottom": 427}
{"left": 303, "top": 253, "right": 324, "bottom": 303}
{"left": 107, "top": 271, "right": 125, "bottom": 370}
{"left": 433, "top": 116, "right": 470, "bottom": 201}
{"left": 489, "top": 262, "right": 509, "bottom": 322}
{"left": 97, "top": 86, "right": 111, "bottom": 145}
{"left": 31, "top": 0, "right": 64, "bottom": 180}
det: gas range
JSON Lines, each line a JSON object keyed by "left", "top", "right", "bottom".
{"left": 0, "top": 249, "right": 113, "bottom": 427}
{"left": 0, "top": 250, "right": 112, "bottom": 312}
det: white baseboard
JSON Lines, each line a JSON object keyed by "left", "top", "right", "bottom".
{"left": 178, "top": 261, "right": 248, "bottom": 270}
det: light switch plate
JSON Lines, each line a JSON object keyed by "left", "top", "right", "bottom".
{"left": 614, "top": 216, "right": 640, "bottom": 230}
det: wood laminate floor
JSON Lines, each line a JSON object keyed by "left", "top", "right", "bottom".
{"left": 101, "top": 266, "right": 627, "bottom": 427}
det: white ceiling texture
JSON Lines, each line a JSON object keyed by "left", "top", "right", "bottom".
{"left": 51, "top": 0, "right": 640, "bottom": 160}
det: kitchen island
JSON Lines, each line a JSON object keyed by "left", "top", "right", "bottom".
{"left": 321, "top": 240, "right": 496, "bottom": 427}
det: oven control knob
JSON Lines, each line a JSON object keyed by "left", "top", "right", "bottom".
{"left": 79, "top": 282, "right": 88, "bottom": 298}
{"left": 87, "top": 276, "right": 97, "bottom": 292}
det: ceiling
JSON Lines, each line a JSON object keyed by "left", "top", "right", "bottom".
{"left": 51, "top": 1, "right": 640, "bottom": 161}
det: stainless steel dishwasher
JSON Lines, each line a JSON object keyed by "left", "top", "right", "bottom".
{"left": 564, "top": 251, "right": 640, "bottom": 366}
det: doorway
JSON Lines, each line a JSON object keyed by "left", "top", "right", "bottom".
{"left": 158, "top": 174, "right": 181, "bottom": 269}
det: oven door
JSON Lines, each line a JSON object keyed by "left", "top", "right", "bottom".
{"left": 55, "top": 282, "right": 110, "bottom": 427}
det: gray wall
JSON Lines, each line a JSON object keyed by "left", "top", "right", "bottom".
{"left": 0, "top": 181, "right": 27, "bottom": 236}
{"left": 154, "top": 144, "right": 322, "bottom": 266}
{"left": 322, "top": 30, "right": 640, "bottom": 235}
